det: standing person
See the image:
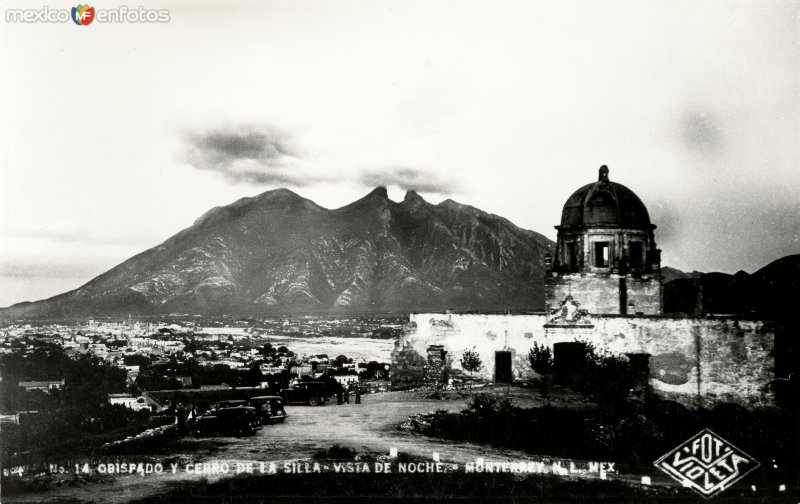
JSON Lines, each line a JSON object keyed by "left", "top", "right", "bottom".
{"left": 336, "top": 383, "right": 343, "bottom": 405}
{"left": 355, "top": 386, "right": 362, "bottom": 404}
{"left": 176, "top": 403, "right": 188, "bottom": 436}
{"left": 344, "top": 385, "right": 350, "bottom": 404}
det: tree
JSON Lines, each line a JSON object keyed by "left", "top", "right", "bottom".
{"left": 261, "top": 342, "right": 276, "bottom": 356}
{"left": 460, "top": 347, "right": 483, "bottom": 391}
{"left": 365, "top": 361, "right": 389, "bottom": 379}
{"left": 245, "top": 364, "right": 264, "bottom": 387}
{"left": 122, "top": 354, "right": 151, "bottom": 368}
{"left": 333, "top": 355, "right": 352, "bottom": 368}
{"left": 528, "top": 343, "right": 554, "bottom": 403}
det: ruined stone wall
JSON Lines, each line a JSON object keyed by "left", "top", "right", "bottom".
{"left": 424, "top": 345, "right": 449, "bottom": 386}
{"left": 398, "top": 314, "right": 549, "bottom": 385}
{"left": 625, "top": 277, "right": 662, "bottom": 315}
{"left": 390, "top": 340, "right": 426, "bottom": 388}
{"left": 547, "top": 274, "right": 620, "bottom": 314}
{"left": 546, "top": 274, "right": 661, "bottom": 315}
{"left": 397, "top": 313, "right": 775, "bottom": 409}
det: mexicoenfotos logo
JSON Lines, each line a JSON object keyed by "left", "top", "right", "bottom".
{"left": 71, "top": 5, "right": 94, "bottom": 25}
{"left": 5, "top": 5, "right": 170, "bottom": 24}
{"left": 654, "top": 429, "right": 760, "bottom": 499}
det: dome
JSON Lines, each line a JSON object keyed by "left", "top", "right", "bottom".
{"left": 560, "top": 166, "right": 652, "bottom": 228}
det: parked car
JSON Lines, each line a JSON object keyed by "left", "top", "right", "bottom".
{"left": 248, "top": 395, "right": 288, "bottom": 424}
{"left": 193, "top": 406, "right": 262, "bottom": 437}
{"left": 280, "top": 382, "right": 331, "bottom": 406}
{"left": 212, "top": 399, "right": 248, "bottom": 410}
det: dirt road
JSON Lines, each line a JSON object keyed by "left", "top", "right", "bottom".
{"left": 3, "top": 391, "right": 648, "bottom": 503}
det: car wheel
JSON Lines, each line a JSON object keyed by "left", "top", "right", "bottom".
{"left": 277, "top": 418, "right": 285, "bottom": 423}
{"left": 308, "top": 396, "right": 320, "bottom": 406}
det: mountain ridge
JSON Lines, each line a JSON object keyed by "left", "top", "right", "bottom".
{"left": 662, "top": 254, "right": 800, "bottom": 319}
{"left": 2, "top": 188, "right": 554, "bottom": 318}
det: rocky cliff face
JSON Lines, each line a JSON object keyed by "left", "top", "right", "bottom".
{"left": 3, "top": 188, "right": 554, "bottom": 317}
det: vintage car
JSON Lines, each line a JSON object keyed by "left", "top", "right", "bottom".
{"left": 212, "top": 399, "right": 248, "bottom": 410}
{"left": 248, "top": 395, "right": 288, "bottom": 424}
{"left": 280, "top": 381, "right": 331, "bottom": 406}
{"left": 193, "top": 406, "right": 262, "bottom": 437}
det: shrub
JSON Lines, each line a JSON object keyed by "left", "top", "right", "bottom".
{"left": 527, "top": 343, "right": 554, "bottom": 400}
{"left": 571, "top": 341, "right": 636, "bottom": 415}
{"left": 460, "top": 348, "right": 483, "bottom": 391}
{"left": 313, "top": 444, "right": 357, "bottom": 460}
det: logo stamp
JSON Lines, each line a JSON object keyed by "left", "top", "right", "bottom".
{"left": 71, "top": 5, "right": 94, "bottom": 25}
{"left": 654, "top": 428, "right": 760, "bottom": 498}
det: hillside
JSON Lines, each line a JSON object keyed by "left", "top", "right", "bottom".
{"left": 1, "top": 188, "right": 554, "bottom": 318}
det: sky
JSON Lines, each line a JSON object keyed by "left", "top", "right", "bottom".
{"left": 0, "top": 0, "right": 798, "bottom": 307}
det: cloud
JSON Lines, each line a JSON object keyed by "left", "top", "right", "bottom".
{"left": 360, "top": 167, "right": 457, "bottom": 193}
{"left": 6, "top": 224, "right": 162, "bottom": 247}
{"left": 180, "top": 126, "right": 324, "bottom": 186}
{"left": 0, "top": 260, "right": 102, "bottom": 280}
{"left": 681, "top": 112, "right": 724, "bottom": 156}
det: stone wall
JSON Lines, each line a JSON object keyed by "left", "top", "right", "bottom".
{"left": 390, "top": 341, "right": 426, "bottom": 388}
{"left": 546, "top": 273, "right": 661, "bottom": 315}
{"left": 395, "top": 312, "right": 775, "bottom": 409}
{"left": 625, "top": 276, "right": 662, "bottom": 315}
{"left": 424, "top": 345, "right": 449, "bottom": 386}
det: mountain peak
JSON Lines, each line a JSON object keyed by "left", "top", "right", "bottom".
{"left": 403, "top": 190, "right": 424, "bottom": 203}
{"left": 368, "top": 186, "right": 389, "bottom": 199}
{"left": 335, "top": 186, "right": 391, "bottom": 213}
{"left": 256, "top": 187, "right": 301, "bottom": 199}
{"left": 401, "top": 190, "right": 427, "bottom": 212}
{"left": 192, "top": 188, "right": 320, "bottom": 228}
{"left": 354, "top": 186, "right": 391, "bottom": 205}
{"left": 438, "top": 198, "right": 479, "bottom": 215}
{"left": 0, "top": 186, "right": 555, "bottom": 317}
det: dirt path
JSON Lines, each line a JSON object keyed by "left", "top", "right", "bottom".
{"left": 3, "top": 391, "right": 656, "bottom": 503}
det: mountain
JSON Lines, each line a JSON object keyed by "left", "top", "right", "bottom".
{"left": 663, "top": 254, "right": 800, "bottom": 320}
{"left": 1, "top": 188, "right": 554, "bottom": 318}
{"left": 659, "top": 266, "right": 703, "bottom": 284}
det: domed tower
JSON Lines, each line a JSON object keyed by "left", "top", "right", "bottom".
{"left": 545, "top": 165, "right": 662, "bottom": 315}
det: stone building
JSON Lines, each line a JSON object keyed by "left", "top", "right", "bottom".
{"left": 392, "top": 165, "right": 777, "bottom": 409}
{"left": 546, "top": 165, "right": 662, "bottom": 315}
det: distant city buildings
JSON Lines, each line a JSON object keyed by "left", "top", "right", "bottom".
{"left": 18, "top": 379, "right": 64, "bottom": 392}
{"left": 333, "top": 374, "right": 358, "bottom": 386}
{"left": 107, "top": 393, "right": 151, "bottom": 412}
{"left": 1, "top": 316, "right": 394, "bottom": 408}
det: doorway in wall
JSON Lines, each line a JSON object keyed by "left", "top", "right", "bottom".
{"left": 553, "top": 342, "right": 586, "bottom": 384}
{"left": 495, "top": 351, "right": 512, "bottom": 383}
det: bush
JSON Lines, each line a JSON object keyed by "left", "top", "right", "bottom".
{"left": 468, "top": 395, "right": 497, "bottom": 414}
{"left": 527, "top": 343, "right": 553, "bottom": 399}
{"left": 403, "top": 392, "right": 797, "bottom": 478}
{"left": 313, "top": 444, "right": 357, "bottom": 460}
{"left": 570, "top": 341, "right": 636, "bottom": 415}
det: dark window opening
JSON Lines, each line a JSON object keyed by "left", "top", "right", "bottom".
{"left": 594, "top": 242, "right": 609, "bottom": 268}
{"left": 566, "top": 242, "right": 577, "bottom": 272}
{"left": 629, "top": 241, "right": 643, "bottom": 269}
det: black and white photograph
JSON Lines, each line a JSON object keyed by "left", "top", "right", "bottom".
{"left": 0, "top": 1, "right": 798, "bottom": 502}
